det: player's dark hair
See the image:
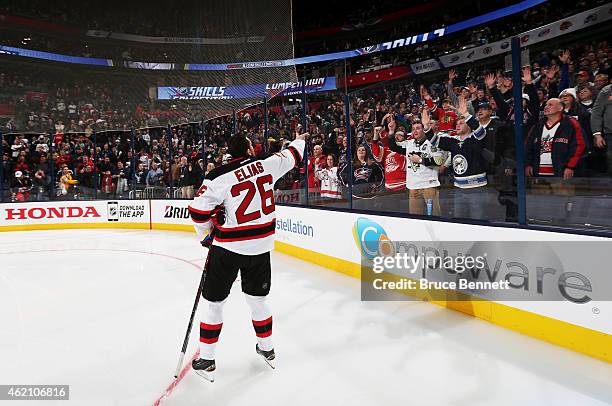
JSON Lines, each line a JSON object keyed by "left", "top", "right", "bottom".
{"left": 227, "top": 134, "right": 250, "bottom": 158}
{"left": 268, "top": 139, "right": 282, "bottom": 154}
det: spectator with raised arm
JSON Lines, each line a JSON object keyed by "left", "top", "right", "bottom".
{"left": 371, "top": 125, "right": 407, "bottom": 194}
{"left": 447, "top": 69, "right": 475, "bottom": 117}
{"left": 32, "top": 169, "right": 48, "bottom": 201}
{"left": 146, "top": 162, "right": 163, "bottom": 187}
{"left": 388, "top": 107, "right": 443, "bottom": 216}
{"left": 485, "top": 70, "right": 539, "bottom": 136}
{"left": 428, "top": 96, "right": 488, "bottom": 219}
{"left": 421, "top": 85, "right": 457, "bottom": 134}
{"left": 556, "top": 49, "right": 572, "bottom": 93}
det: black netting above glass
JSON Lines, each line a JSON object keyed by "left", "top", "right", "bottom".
{"left": 0, "top": 0, "right": 298, "bottom": 131}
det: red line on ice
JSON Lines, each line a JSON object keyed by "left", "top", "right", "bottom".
{"left": 152, "top": 349, "right": 200, "bottom": 406}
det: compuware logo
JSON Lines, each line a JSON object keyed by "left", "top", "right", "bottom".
{"left": 352, "top": 217, "right": 393, "bottom": 260}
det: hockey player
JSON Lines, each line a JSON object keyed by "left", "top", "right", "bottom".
{"left": 188, "top": 131, "right": 306, "bottom": 381}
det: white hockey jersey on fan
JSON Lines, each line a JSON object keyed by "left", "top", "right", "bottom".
{"left": 189, "top": 139, "right": 304, "bottom": 255}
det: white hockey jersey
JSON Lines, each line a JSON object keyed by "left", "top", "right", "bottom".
{"left": 398, "top": 138, "right": 442, "bottom": 190}
{"left": 315, "top": 166, "right": 341, "bottom": 199}
{"left": 189, "top": 139, "right": 304, "bottom": 255}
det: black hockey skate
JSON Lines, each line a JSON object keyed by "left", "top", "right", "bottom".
{"left": 192, "top": 358, "right": 216, "bottom": 382}
{"left": 256, "top": 344, "right": 275, "bottom": 369}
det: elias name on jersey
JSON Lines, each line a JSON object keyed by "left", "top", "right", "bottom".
{"left": 235, "top": 161, "right": 265, "bottom": 182}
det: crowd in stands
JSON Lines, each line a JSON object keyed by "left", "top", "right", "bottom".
{"left": 0, "top": 0, "right": 603, "bottom": 68}
{"left": 295, "top": 40, "right": 611, "bottom": 225}
{"left": 0, "top": 0, "right": 607, "bottom": 136}
{"left": 2, "top": 123, "right": 213, "bottom": 201}
{"left": 2, "top": 37, "right": 610, "bottom": 222}
{"left": 0, "top": 60, "right": 224, "bottom": 135}
{"left": 1, "top": 2, "right": 611, "bottom": 228}
{"left": 0, "top": 67, "right": 145, "bottom": 134}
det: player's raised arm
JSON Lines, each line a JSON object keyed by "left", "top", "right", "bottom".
{"left": 265, "top": 132, "right": 307, "bottom": 180}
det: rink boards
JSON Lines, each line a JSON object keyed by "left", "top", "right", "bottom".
{"left": 0, "top": 199, "right": 610, "bottom": 363}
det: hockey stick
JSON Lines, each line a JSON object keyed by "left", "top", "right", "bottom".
{"left": 173, "top": 247, "right": 211, "bottom": 378}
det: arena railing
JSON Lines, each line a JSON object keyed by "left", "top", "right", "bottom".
{"left": 1, "top": 6, "right": 611, "bottom": 237}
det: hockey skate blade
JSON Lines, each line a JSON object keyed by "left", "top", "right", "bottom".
{"left": 194, "top": 369, "right": 215, "bottom": 382}
{"left": 260, "top": 355, "right": 276, "bottom": 369}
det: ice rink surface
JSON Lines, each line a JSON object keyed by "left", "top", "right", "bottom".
{"left": 0, "top": 229, "right": 611, "bottom": 406}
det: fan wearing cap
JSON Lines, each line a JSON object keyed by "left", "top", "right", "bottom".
{"left": 476, "top": 102, "right": 513, "bottom": 175}
{"left": 525, "top": 98, "right": 586, "bottom": 179}
{"left": 559, "top": 88, "right": 592, "bottom": 150}
{"left": 11, "top": 170, "right": 32, "bottom": 202}
{"left": 575, "top": 70, "right": 594, "bottom": 90}
{"left": 471, "top": 87, "right": 489, "bottom": 114}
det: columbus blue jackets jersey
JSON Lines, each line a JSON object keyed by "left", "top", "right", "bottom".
{"left": 189, "top": 139, "right": 304, "bottom": 255}
{"left": 428, "top": 115, "right": 487, "bottom": 188}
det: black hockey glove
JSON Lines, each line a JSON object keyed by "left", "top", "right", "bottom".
{"left": 200, "top": 233, "right": 214, "bottom": 248}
